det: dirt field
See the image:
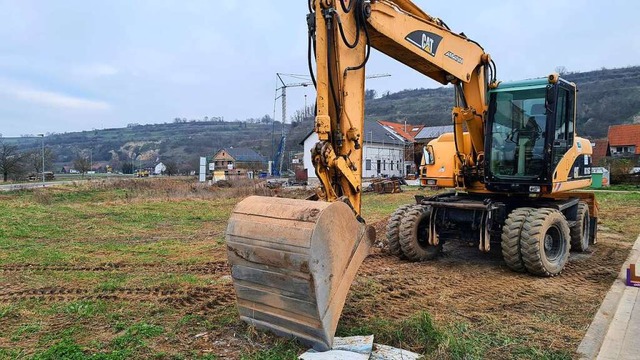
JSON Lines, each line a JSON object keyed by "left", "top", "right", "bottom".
{"left": 0, "top": 178, "right": 638, "bottom": 359}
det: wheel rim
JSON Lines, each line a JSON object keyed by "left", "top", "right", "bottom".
{"left": 543, "top": 225, "right": 564, "bottom": 261}
{"left": 417, "top": 215, "right": 432, "bottom": 250}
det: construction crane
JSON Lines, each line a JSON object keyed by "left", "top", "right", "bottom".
{"left": 271, "top": 72, "right": 391, "bottom": 176}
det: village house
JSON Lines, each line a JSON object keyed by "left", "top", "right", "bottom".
{"left": 212, "top": 147, "right": 267, "bottom": 173}
{"left": 608, "top": 124, "right": 640, "bottom": 158}
{"left": 302, "top": 121, "right": 406, "bottom": 178}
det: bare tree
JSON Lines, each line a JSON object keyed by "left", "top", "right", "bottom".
{"left": 164, "top": 160, "right": 178, "bottom": 176}
{"left": 365, "top": 89, "right": 377, "bottom": 100}
{"left": 26, "top": 148, "right": 55, "bottom": 174}
{"left": 73, "top": 152, "right": 91, "bottom": 177}
{"left": 291, "top": 105, "right": 314, "bottom": 124}
{"left": 0, "top": 142, "right": 25, "bottom": 182}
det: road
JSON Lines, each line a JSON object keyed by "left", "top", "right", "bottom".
{"left": 0, "top": 180, "right": 85, "bottom": 192}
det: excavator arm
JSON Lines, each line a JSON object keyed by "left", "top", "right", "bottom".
{"left": 312, "top": 0, "right": 498, "bottom": 205}
{"left": 225, "top": 0, "right": 496, "bottom": 351}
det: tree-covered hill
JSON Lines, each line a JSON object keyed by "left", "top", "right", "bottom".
{"left": 4, "top": 66, "right": 639, "bottom": 174}
{"left": 4, "top": 121, "right": 286, "bottom": 173}
{"left": 364, "top": 65, "right": 640, "bottom": 139}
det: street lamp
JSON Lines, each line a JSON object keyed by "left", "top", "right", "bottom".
{"left": 37, "top": 134, "right": 44, "bottom": 182}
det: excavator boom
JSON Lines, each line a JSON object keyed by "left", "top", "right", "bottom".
{"left": 226, "top": 0, "right": 497, "bottom": 350}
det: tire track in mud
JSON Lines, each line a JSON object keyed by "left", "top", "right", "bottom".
{"left": 0, "top": 285, "right": 236, "bottom": 309}
{"left": 0, "top": 262, "right": 230, "bottom": 275}
{"left": 355, "top": 242, "right": 620, "bottom": 321}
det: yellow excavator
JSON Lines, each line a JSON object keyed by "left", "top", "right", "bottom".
{"left": 226, "top": 0, "right": 597, "bottom": 351}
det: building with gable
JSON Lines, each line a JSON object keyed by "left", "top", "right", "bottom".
{"left": 212, "top": 147, "right": 267, "bottom": 172}
{"left": 608, "top": 124, "right": 640, "bottom": 158}
{"left": 301, "top": 121, "right": 406, "bottom": 178}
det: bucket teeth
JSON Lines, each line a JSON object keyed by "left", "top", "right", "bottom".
{"left": 225, "top": 196, "right": 374, "bottom": 351}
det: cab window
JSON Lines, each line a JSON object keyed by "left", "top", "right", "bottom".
{"left": 552, "top": 87, "right": 575, "bottom": 167}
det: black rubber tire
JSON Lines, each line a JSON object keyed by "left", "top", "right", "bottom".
{"left": 399, "top": 206, "right": 442, "bottom": 261}
{"left": 520, "top": 208, "right": 571, "bottom": 277}
{"left": 501, "top": 207, "right": 534, "bottom": 272}
{"left": 570, "top": 202, "right": 590, "bottom": 252}
{"left": 385, "top": 204, "right": 414, "bottom": 257}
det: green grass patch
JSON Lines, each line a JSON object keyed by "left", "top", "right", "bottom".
{"left": 240, "top": 340, "right": 301, "bottom": 360}
{"left": 0, "top": 305, "right": 15, "bottom": 319}
{"left": 31, "top": 322, "right": 165, "bottom": 360}
{"left": 595, "top": 192, "right": 640, "bottom": 239}
{"left": 595, "top": 184, "right": 640, "bottom": 192}
{"left": 11, "top": 323, "right": 42, "bottom": 342}
{"left": 31, "top": 338, "right": 87, "bottom": 360}
{"left": 96, "top": 274, "right": 129, "bottom": 292}
{"left": 339, "top": 312, "right": 442, "bottom": 354}
{"left": 361, "top": 188, "right": 435, "bottom": 223}
{"left": 337, "top": 312, "right": 572, "bottom": 359}
{"left": 62, "top": 300, "right": 108, "bottom": 318}
{"left": 38, "top": 300, "right": 108, "bottom": 319}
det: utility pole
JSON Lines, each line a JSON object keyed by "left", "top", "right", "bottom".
{"left": 37, "top": 134, "right": 44, "bottom": 182}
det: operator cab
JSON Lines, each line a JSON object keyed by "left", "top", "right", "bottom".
{"left": 484, "top": 76, "right": 578, "bottom": 194}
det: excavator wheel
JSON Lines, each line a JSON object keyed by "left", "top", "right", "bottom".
{"left": 500, "top": 207, "right": 534, "bottom": 273}
{"left": 570, "top": 202, "right": 590, "bottom": 252}
{"left": 225, "top": 196, "right": 374, "bottom": 351}
{"left": 385, "top": 204, "right": 413, "bottom": 258}
{"left": 520, "top": 208, "right": 571, "bottom": 277}
{"left": 399, "top": 205, "right": 442, "bottom": 261}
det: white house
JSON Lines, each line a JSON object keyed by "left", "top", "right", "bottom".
{"left": 154, "top": 162, "right": 166, "bottom": 175}
{"left": 302, "top": 121, "right": 406, "bottom": 178}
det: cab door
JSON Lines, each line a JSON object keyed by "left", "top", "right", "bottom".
{"left": 550, "top": 84, "right": 575, "bottom": 172}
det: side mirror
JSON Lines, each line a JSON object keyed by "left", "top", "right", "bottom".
{"left": 545, "top": 84, "right": 556, "bottom": 113}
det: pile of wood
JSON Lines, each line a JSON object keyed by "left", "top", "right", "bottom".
{"left": 368, "top": 178, "right": 403, "bottom": 194}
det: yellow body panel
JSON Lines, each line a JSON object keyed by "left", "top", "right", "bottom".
{"left": 551, "top": 137, "right": 592, "bottom": 185}
{"left": 421, "top": 132, "right": 594, "bottom": 195}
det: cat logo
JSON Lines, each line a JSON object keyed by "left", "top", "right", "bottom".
{"left": 405, "top": 30, "right": 442, "bottom": 57}
{"left": 421, "top": 33, "right": 434, "bottom": 54}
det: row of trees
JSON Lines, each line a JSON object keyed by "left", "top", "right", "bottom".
{"left": 0, "top": 141, "right": 182, "bottom": 181}
{"left": 173, "top": 116, "right": 225, "bottom": 123}
{"left": 0, "top": 142, "right": 56, "bottom": 182}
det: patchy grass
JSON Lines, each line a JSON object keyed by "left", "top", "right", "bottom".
{"left": 0, "top": 179, "right": 263, "bottom": 358}
{"left": 361, "top": 187, "right": 436, "bottom": 223}
{"left": 338, "top": 312, "right": 572, "bottom": 360}
{"left": 594, "top": 184, "right": 640, "bottom": 192}
{"left": 0, "top": 178, "right": 637, "bottom": 359}
{"left": 239, "top": 341, "right": 300, "bottom": 360}
{"left": 596, "top": 191, "right": 640, "bottom": 241}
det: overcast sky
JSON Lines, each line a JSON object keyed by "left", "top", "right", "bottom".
{"left": 1, "top": 0, "right": 639, "bottom": 137}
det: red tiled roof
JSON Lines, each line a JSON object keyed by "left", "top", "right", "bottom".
{"left": 377, "top": 120, "right": 424, "bottom": 142}
{"left": 591, "top": 139, "right": 610, "bottom": 165}
{"left": 608, "top": 124, "right": 640, "bottom": 154}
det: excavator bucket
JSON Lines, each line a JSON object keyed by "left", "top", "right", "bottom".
{"left": 225, "top": 196, "right": 374, "bottom": 351}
